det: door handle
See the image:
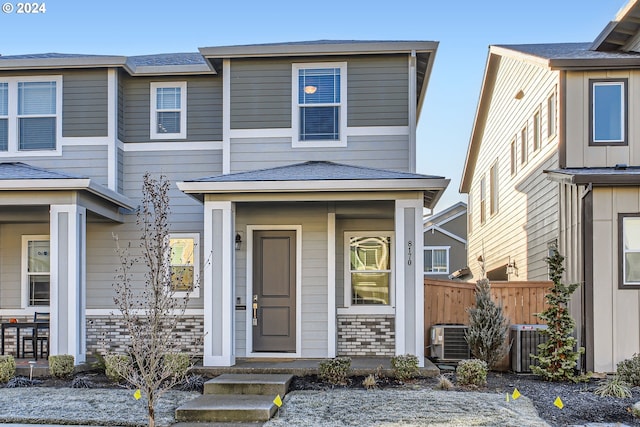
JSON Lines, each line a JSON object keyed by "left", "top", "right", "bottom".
{"left": 252, "top": 295, "right": 258, "bottom": 326}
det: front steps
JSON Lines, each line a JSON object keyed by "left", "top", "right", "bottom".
{"left": 175, "top": 373, "right": 293, "bottom": 423}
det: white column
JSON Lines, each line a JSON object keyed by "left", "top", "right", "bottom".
{"left": 203, "top": 200, "right": 235, "bottom": 366}
{"left": 49, "top": 204, "right": 87, "bottom": 364}
{"left": 394, "top": 199, "right": 425, "bottom": 366}
{"left": 327, "top": 211, "right": 336, "bottom": 358}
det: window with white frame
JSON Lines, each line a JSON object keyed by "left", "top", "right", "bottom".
{"left": 533, "top": 110, "right": 541, "bottom": 152}
{"left": 480, "top": 177, "right": 486, "bottom": 225}
{"left": 490, "top": 161, "right": 498, "bottom": 216}
{"left": 510, "top": 138, "right": 516, "bottom": 176}
{"left": 547, "top": 90, "right": 556, "bottom": 139}
{"left": 620, "top": 215, "right": 640, "bottom": 288}
{"left": 591, "top": 79, "right": 626, "bottom": 145}
{"left": 520, "top": 126, "right": 528, "bottom": 165}
{"left": 169, "top": 233, "right": 199, "bottom": 297}
{"left": 150, "top": 82, "right": 186, "bottom": 139}
{"left": 293, "top": 63, "right": 346, "bottom": 147}
{"left": 345, "top": 233, "right": 392, "bottom": 308}
{"left": 22, "top": 236, "right": 50, "bottom": 307}
{"left": 0, "top": 77, "right": 61, "bottom": 153}
{"left": 424, "top": 247, "right": 449, "bottom": 274}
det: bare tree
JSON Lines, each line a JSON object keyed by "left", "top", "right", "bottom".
{"left": 112, "top": 173, "right": 193, "bottom": 427}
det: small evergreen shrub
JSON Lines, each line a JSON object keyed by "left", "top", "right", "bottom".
{"left": 71, "top": 376, "right": 93, "bottom": 389}
{"left": 318, "top": 357, "right": 351, "bottom": 385}
{"left": 104, "top": 354, "right": 130, "bottom": 383}
{"left": 593, "top": 376, "right": 631, "bottom": 398}
{"left": 616, "top": 353, "right": 640, "bottom": 386}
{"left": 362, "top": 374, "right": 377, "bottom": 390}
{"left": 48, "top": 355, "right": 74, "bottom": 378}
{"left": 435, "top": 374, "right": 454, "bottom": 390}
{"left": 164, "top": 353, "right": 191, "bottom": 378}
{"left": 0, "top": 355, "right": 16, "bottom": 383}
{"left": 91, "top": 352, "right": 107, "bottom": 373}
{"left": 391, "top": 354, "right": 419, "bottom": 382}
{"left": 456, "top": 359, "right": 488, "bottom": 388}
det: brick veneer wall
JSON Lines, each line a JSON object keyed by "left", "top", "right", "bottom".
{"left": 337, "top": 314, "right": 395, "bottom": 356}
{"left": 86, "top": 315, "right": 204, "bottom": 356}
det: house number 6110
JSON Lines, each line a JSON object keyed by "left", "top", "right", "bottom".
{"left": 407, "top": 241, "right": 413, "bottom": 265}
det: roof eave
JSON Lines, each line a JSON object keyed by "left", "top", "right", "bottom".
{"left": 548, "top": 57, "right": 640, "bottom": 70}
{"left": 545, "top": 170, "right": 640, "bottom": 186}
{"left": 0, "top": 56, "right": 128, "bottom": 71}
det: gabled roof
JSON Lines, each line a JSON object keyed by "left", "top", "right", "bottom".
{"left": 423, "top": 201, "right": 467, "bottom": 227}
{"left": 592, "top": 0, "right": 640, "bottom": 52}
{"left": 178, "top": 161, "right": 449, "bottom": 209}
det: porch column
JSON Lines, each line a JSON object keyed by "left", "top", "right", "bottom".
{"left": 394, "top": 199, "right": 425, "bottom": 366}
{"left": 49, "top": 205, "right": 87, "bottom": 364}
{"left": 203, "top": 200, "right": 235, "bottom": 366}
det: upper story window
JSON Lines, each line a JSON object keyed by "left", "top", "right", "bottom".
{"left": 292, "top": 63, "right": 347, "bottom": 148}
{"left": 590, "top": 79, "right": 627, "bottom": 145}
{"left": 510, "top": 138, "right": 517, "bottom": 176}
{"left": 533, "top": 110, "right": 541, "bottom": 152}
{"left": 490, "top": 162, "right": 498, "bottom": 216}
{"left": 150, "top": 82, "right": 186, "bottom": 139}
{"left": 480, "top": 177, "right": 486, "bottom": 225}
{"left": 0, "top": 77, "right": 61, "bottom": 154}
{"left": 547, "top": 90, "right": 556, "bottom": 139}
{"left": 520, "top": 127, "right": 528, "bottom": 165}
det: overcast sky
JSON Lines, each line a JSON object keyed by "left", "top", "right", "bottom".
{"left": 0, "top": 0, "right": 627, "bottom": 211}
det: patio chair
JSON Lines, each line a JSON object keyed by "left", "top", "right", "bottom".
{"left": 22, "top": 312, "right": 49, "bottom": 359}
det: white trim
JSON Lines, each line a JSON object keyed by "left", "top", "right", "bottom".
{"left": 423, "top": 205, "right": 467, "bottom": 226}
{"left": 227, "top": 126, "right": 409, "bottom": 140}
{"left": 341, "top": 231, "right": 395, "bottom": 316}
{"left": 408, "top": 52, "right": 417, "bottom": 173}
{"left": 0, "top": 75, "right": 63, "bottom": 156}
{"left": 346, "top": 126, "right": 410, "bottom": 137}
{"left": 149, "top": 81, "right": 187, "bottom": 140}
{"left": 229, "top": 128, "right": 292, "bottom": 139}
{"left": 423, "top": 245, "right": 451, "bottom": 275}
{"left": 246, "top": 225, "right": 302, "bottom": 358}
{"left": 411, "top": 200, "right": 425, "bottom": 366}
{"left": 394, "top": 201, "right": 406, "bottom": 354}
{"left": 327, "top": 212, "right": 336, "bottom": 358}
{"left": 424, "top": 225, "right": 467, "bottom": 245}
{"left": 21, "top": 235, "right": 50, "bottom": 309}
{"left": 120, "top": 140, "right": 223, "bottom": 152}
{"left": 169, "top": 232, "right": 201, "bottom": 299}
{"left": 223, "top": 59, "right": 231, "bottom": 174}
{"left": 107, "top": 68, "right": 117, "bottom": 191}
{"left": 292, "top": 62, "right": 347, "bottom": 148}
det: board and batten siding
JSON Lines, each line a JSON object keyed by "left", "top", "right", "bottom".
{"left": 62, "top": 69, "right": 108, "bottom": 137}
{"left": 230, "top": 134, "right": 410, "bottom": 173}
{"left": 234, "top": 202, "right": 329, "bottom": 358}
{"left": 565, "top": 69, "right": 640, "bottom": 168}
{"left": 467, "top": 54, "right": 560, "bottom": 280}
{"left": 591, "top": 187, "right": 640, "bottom": 372}
{"left": 119, "top": 74, "right": 222, "bottom": 143}
{"left": 229, "top": 55, "right": 409, "bottom": 130}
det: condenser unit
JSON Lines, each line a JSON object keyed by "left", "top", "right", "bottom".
{"left": 430, "top": 324, "right": 470, "bottom": 361}
{"left": 510, "top": 324, "right": 548, "bottom": 373}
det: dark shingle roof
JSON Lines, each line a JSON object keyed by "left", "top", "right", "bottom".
{"left": 496, "top": 42, "right": 640, "bottom": 60}
{"left": 189, "top": 161, "right": 444, "bottom": 183}
{"left": 0, "top": 53, "right": 116, "bottom": 60}
{"left": 126, "top": 53, "right": 207, "bottom": 67}
{"left": 0, "top": 162, "right": 83, "bottom": 180}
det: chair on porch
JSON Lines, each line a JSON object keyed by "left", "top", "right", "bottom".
{"left": 22, "top": 312, "right": 49, "bottom": 359}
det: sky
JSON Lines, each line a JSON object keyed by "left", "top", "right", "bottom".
{"left": 0, "top": 0, "right": 628, "bottom": 211}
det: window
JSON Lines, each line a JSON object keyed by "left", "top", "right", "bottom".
{"left": 292, "top": 63, "right": 346, "bottom": 147}
{"left": 619, "top": 214, "right": 640, "bottom": 288}
{"left": 490, "top": 162, "right": 498, "bottom": 216}
{"left": 0, "top": 77, "right": 61, "bottom": 153}
{"left": 547, "top": 91, "right": 556, "bottom": 138}
{"left": 22, "top": 236, "right": 50, "bottom": 307}
{"left": 510, "top": 138, "right": 516, "bottom": 176}
{"left": 169, "top": 233, "right": 199, "bottom": 297}
{"left": 424, "top": 247, "right": 449, "bottom": 274}
{"left": 345, "top": 233, "right": 392, "bottom": 309}
{"left": 590, "top": 79, "right": 626, "bottom": 145}
{"left": 520, "top": 127, "right": 528, "bottom": 165}
{"left": 467, "top": 192, "right": 473, "bottom": 235}
{"left": 533, "top": 111, "right": 540, "bottom": 151}
{"left": 150, "top": 82, "right": 186, "bottom": 139}
{"left": 480, "top": 177, "right": 486, "bottom": 225}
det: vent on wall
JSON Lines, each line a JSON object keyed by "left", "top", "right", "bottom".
{"left": 510, "top": 324, "right": 548, "bottom": 373}
{"left": 430, "top": 324, "right": 470, "bottom": 361}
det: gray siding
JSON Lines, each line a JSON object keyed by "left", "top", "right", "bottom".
{"left": 229, "top": 55, "right": 409, "bottom": 130}
{"left": 230, "top": 134, "right": 410, "bottom": 172}
{"left": 117, "top": 148, "right": 124, "bottom": 194}
{"left": 120, "top": 75, "right": 222, "bottom": 142}
{"left": 118, "top": 71, "right": 125, "bottom": 141}
{"left": 62, "top": 69, "right": 108, "bottom": 137}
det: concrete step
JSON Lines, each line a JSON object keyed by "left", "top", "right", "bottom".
{"left": 175, "top": 394, "right": 278, "bottom": 423}
{"left": 204, "top": 373, "right": 293, "bottom": 396}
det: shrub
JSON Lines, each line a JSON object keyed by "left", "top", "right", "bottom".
{"left": 0, "top": 355, "right": 16, "bottom": 383}
{"left": 465, "top": 278, "right": 510, "bottom": 370}
{"left": 391, "top": 354, "right": 419, "bottom": 382}
{"left": 179, "top": 374, "right": 206, "bottom": 392}
{"left": 593, "top": 376, "right": 631, "bottom": 398}
{"left": 362, "top": 374, "right": 377, "bottom": 390}
{"left": 48, "top": 355, "right": 74, "bottom": 378}
{"left": 6, "top": 376, "right": 40, "bottom": 388}
{"left": 617, "top": 353, "right": 640, "bottom": 387}
{"left": 318, "top": 357, "right": 351, "bottom": 385}
{"left": 104, "top": 354, "right": 130, "bottom": 383}
{"left": 456, "top": 359, "right": 488, "bottom": 388}
{"left": 164, "top": 353, "right": 191, "bottom": 378}
{"left": 435, "top": 374, "right": 454, "bottom": 390}
{"left": 71, "top": 376, "right": 93, "bottom": 389}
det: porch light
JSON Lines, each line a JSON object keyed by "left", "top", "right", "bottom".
{"left": 304, "top": 85, "right": 317, "bottom": 95}
{"left": 506, "top": 257, "right": 518, "bottom": 278}
{"left": 235, "top": 233, "right": 242, "bottom": 250}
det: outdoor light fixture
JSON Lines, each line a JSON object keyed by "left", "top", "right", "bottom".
{"left": 235, "top": 233, "right": 242, "bottom": 250}
{"left": 304, "top": 85, "right": 317, "bottom": 94}
{"left": 506, "top": 257, "right": 518, "bottom": 278}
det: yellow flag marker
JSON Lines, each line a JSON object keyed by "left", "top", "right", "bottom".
{"left": 554, "top": 396, "right": 564, "bottom": 409}
{"left": 512, "top": 388, "right": 521, "bottom": 400}
{"left": 133, "top": 389, "right": 142, "bottom": 400}
{"left": 505, "top": 393, "right": 510, "bottom": 402}
{"left": 273, "top": 394, "right": 282, "bottom": 408}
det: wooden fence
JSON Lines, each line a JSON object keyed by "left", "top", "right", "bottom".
{"left": 424, "top": 278, "right": 552, "bottom": 348}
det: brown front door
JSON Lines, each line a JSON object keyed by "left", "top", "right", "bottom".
{"left": 252, "top": 230, "right": 296, "bottom": 353}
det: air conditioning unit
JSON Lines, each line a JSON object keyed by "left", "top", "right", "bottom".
{"left": 430, "top": 324, "right": 470, "bottom": 361}
{"left": 510, "top": 324, "right": 548, "bottom": 373}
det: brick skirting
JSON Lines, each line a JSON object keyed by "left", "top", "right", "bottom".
{"left": 337, "top": 314, "right": 395, "bottom": 357}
